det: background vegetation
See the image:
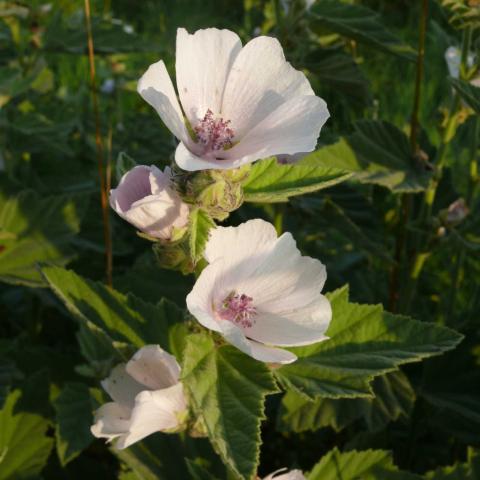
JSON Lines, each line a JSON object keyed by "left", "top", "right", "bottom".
{"left": 0, "top": 0, "right": 479, "bottom": 479}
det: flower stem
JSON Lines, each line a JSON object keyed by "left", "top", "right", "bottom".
{"left": 84, "top": 0, "right": 112, "bottom": 286}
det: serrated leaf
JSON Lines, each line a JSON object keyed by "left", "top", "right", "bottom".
{"left": 0, "top": 190, "right": 87, "bottom": 287}
{"left": 278, "top": 370, "right": 415, "bottom": 433}
{"left": 274, "top": 286, "right": 463, "bottom": 399}
{"left": 305, "top": 121, "right": 432, "bottom": 192}
{"left": 0, "top": 390, "right": 54, "bottom": 480}
{"left": 189, "top": 208, "right": 215, "bottom": 263}
{"left": 242, "top": 157, "right": 352, "bottom": 203}
{"left": 309, "top": 1, "right": 416, "bottom": 61}
{"left": 426, "top": 450, "right": 480, "bottom": 479}
{"left": 181, "top": 333, "right": 278, "bottom": 480}
{"left": 41, "top": 265, "right": 182, "bottom": 352}
{"left": 54, "top": 382, "right": 94, "bottom": 466}
{"left": 307, "top": 448, "right": 394, "bottom": 480}
{"left": 450, "top": 78, "right": 480, "bottom": 114}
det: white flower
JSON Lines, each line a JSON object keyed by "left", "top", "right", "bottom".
{"left": 445, "top": 46, "right": 476, "bottom": 79}
{"left": 137, "top": 27, "right": 329, "bottom": 172}
{"left": 91, "top": 345, "right": 188, "bottom": 449}
{"left": 263, "top": 468, "right": 306, "bottom": 480}
{"left": 110, "top": 165, "right": 189, "bottom": 240}
{"left": 186, "top": 219, "right": 331, "bottom": 364}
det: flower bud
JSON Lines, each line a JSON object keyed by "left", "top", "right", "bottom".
{"left": 110, "top": 165, "right": 189, "bottom": 240}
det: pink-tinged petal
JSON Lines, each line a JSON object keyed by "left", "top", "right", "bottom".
{"left": 175, "top": 141, "right": 242, "bottom": 171}
{"left": 149, "top": 165, "right": 171, "bottom": 194}
{"left": 110, "top": 165, "right": 152, "bottom": 214}
{"left": 225, "top": 95, "right": 329, "bottom": 164}
{"left": 249, "top": 295, "right": 331, "bottom": 347}
{"left": 101, "top": 364, "right": 144, "bottom": 409}
{"left": 137, "top": 60, "right": 190, "bottom": 144}
{"left": 126, "top": 345, "right": 181, "bottom": 390}
{"left": 204, "top": 218, "right": 277, "bottom": 265}
{"left": 115, "top": 383, "right": 187, "bottom": 449}
{"left": 222, "top": 36, "right": 314, "bottom": 137}
{"left": 219, "top": 321, "right": 297, "bottom": 364}
{"left": 90, "top": 402, "right": 132, "bottom": 442}
{"left": 176, "top": 28, "right": 242, "bottom": 125}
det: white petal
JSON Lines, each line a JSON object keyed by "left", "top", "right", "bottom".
{"left": 222, "top": 36, "right": 314, "bottom": 136}
{"left": 204, "top": 218, "right": 277, "bottom": 264}
{"left": 149, "top": 165, "right": 171, "bottom": 194}
{"left": 115, "top": 383, "right": 187, "bottom": 449}
{"left": 219, "top": 321, "right": 297, "bottom": 364}
{"left": 248, "top": 295, "right": 331, "bottom": 347}
{"left": 110, "top": 165, "right": 152, "bottom": 214}
{"left": 176, "top": 28, "right": 242, "bottom": 125}
{"left": 225, "top": 95, "right": 329, "bottom": 164}
{"left": 90, "top": 402, "right": 132, "bottom": 442}
{"left": 137, "top": 60, "right": 190, "bottom": 144}
{"left": 101, "top": 364, "right": 145, "bottom": 409}
{"left": 126, "top": 345, "right": 181, "bottom": 390}
{"left": 175, "top": 141, "right": 236, "bottom": 171}
{"left": 263, "top": 469, "right": 306, "bottom": 480}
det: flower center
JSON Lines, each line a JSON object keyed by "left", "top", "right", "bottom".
{"left": 218, "top": 292, "right": 256, "bottom": 328}
{"left": 194, "top": 109, "right": 234, "bottom": 153}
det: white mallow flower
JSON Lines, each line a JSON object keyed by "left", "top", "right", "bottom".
{"left": 110, "top": 165, "right": 189, "bottom": 240}
{"left": 263, "top": 468, "right": 306, "bottom": 479}
{"left": 137, "top": 28, "right": 329, "bottom": 172}
{"left": 186, "top": 219, "right": 331, "bottom": 364}
{"left": 91, "top": 345, "right": 188, "bottom": 449}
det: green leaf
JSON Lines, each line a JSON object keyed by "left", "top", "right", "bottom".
{"left": 0, "top": 190, "right": 87, "bottom": 287}
{"left": 450, "top": 78, "right": 480, "bottom": 114}
{"left": 305, "top": 121, "right": 432, "bottom": 192}
{"left": 426, "top": 450, "right": 480, "bottom": 479}
{"left": 307, "top": 448, "right": 394, "bottom": 480}
{"left": 0, "top": 390, "right": 54, "bottom": 480}
{"left": 274, "top": 286, "right": 463, "bottom": 399}
{"left": 278, "top": 370, "right": 415, "bottom": 433}
{"left": 54, "top": 382, "right": 94, "bottom": 466}
{"left": 41, "top": 265, "right": 182, "bottom": 352}
{"left": 189, "top": 208, "right": 215, "bottom": 263}
{"left": 440, "top": 0, "right": 480, "bottom": 30}
{"left": 181, "top": 333, "right": 278, "bottom": 480}
{"left": 242, "top": 157, "right": 352, "bottom": 203}
{"left": 309, "top": 1, "right": 416, "bottom": 61}
{"left": 186, "top": 459, "right": 222, "bottom": 480}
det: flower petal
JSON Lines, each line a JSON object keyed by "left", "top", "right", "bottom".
{"left": 219, "top": 321, "right": 297, "bottom": 364}
{"left": 137, "top": 60, "right": 190, "bottom": 144}
{"left": 90, "top": 402, "right": 132, "bottom": 442}
{"left": 225, "top": 95, "right": 329, "bottom": 165}
{"left": 175, "top": 141, "right": 234, "bottom": 171}
{"left": 101, "top": 364, "right": 144, "bottom": 409}
{"left": 263, "top": 469, "right": 306, "bottom": 480}
{"left": 115, "top": 383, "right": 187, "bottom": 449}
{"left": 222, "top": 36, "right": 314, "bottom": 137}
{"left": 248, "top": 295, "right": 331, "bottom": 347}
{"left": 110, "top": 165, "right": 152, "bottom": 214}
{"left": 126, "top": 345, "right": 181, "bottom": 390}
{"left": 176, "top": 28, "right": 242, "bottom": 125}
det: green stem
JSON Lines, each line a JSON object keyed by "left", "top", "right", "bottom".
{"left": 274, "top": 204, "right": 285, "bottom": 235}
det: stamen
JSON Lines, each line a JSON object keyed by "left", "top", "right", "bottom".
{"left": 218, "top": 292, "right": 256, "bottom": 328}
{"left": 194, "top": 109, "right": 234, "bottom": 153}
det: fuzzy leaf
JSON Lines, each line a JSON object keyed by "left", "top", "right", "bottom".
{"left": 41, "top": 265, "right": 182, "bottom": 352}
{"left": 275, "top": 286, "right": 463, "bottom": 399}
{"left": 309, "top": 1, "right": 416, "bottom": 60}
{"left": 54, "top": 382, "right": 94, "bottom": 466}
{"left": 242, "top": 157, "right": 352, "bottom": 203}
{"left": 181, "top": 333, "right": 278, "bottom": 480}
{"left": 0, "top": 390, "right": 54, "bottom": 480}
{"left": 189, "top": 208, "right": 215, "bottom": 263}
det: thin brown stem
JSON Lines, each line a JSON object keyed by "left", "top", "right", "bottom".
{"left": 83, "top": 0, "right": 112, "bottom": 286}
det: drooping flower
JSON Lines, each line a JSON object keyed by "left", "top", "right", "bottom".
{"left": 263, "top": 468, "right": 306, "bottom": 480}
{"left": 186, "top": 219, "right": 331, "bottom": 364}
{"left": 110, "top": 165, "right": 189, "bottom": 240}
{"left": 137, "top": 28, "right": 329, "bottom": 172}
{"left": 91, "top": 345, "right": 188, "bottom": 449}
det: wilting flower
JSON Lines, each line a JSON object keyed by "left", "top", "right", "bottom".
{"left": 138, "top": 28, "right": 329, "bottom": 172}
{"left": 263, "top": 468, "right": 306, "bottom": 480}
{"left": 186, "top": 219, "right": 331, "bottom": 364}
{"left": 91, "top": 345, "right": 188, "bottom": 449}
{"left": 110, "top": 165, "right": 189, "bottom": 240}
